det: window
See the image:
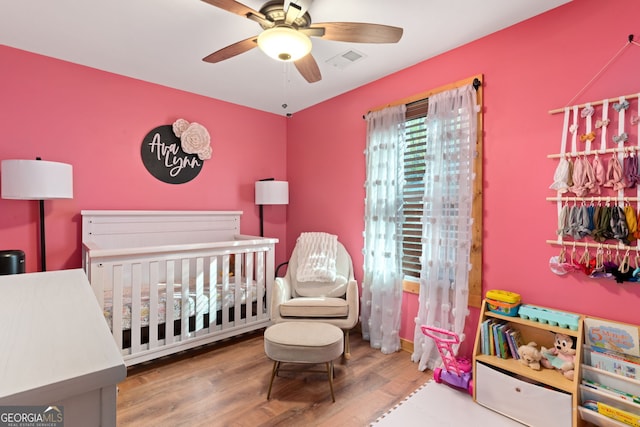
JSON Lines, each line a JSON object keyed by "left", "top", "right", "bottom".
{"left": 375, "top": 75, "right": 483, "bottom": 307}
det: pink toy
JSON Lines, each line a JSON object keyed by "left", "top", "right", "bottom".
{"left": 421, "top": 325, "right": 473, "bottom": 395}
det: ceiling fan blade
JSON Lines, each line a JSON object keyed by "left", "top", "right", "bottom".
{"left": 200, "top": 0, "right": 272, "bottom": 26}
{"left": 299, "top": 27, "right": 325, "bottom": 38}
{"left": 294, "top": 54, "right": 321, "bottom": 83}
{"left": 200, "top": 0, "right": 265, "bottom": 20}
{"left": 202, "top": 36, "right": 258, "bottom": 63}
{"left": 310, "top": 22, "right": 403, "bottom": 43}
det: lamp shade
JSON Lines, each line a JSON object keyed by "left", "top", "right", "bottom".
{"left": 1, "top": 159, "right": 73, "bottom": 200}
{"left": 257, "top": 27, "right": 312, "bottom": 62}
{"left": 255, "top": 181, "right": 288, "bottom": 205}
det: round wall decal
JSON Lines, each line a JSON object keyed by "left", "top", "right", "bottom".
{"left": 141, "top": 125, "right": 203, "bottom": 184}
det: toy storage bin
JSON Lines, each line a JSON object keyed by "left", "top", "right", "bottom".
{"left": 485, "top": 289, "right": 521, "bottom": 304}
{"left": 486, "top": 299, "right": 520, "bottom": 317}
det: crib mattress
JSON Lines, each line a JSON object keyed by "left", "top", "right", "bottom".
{"left": 103, "top": 282, "right": 259, "bottom": 331}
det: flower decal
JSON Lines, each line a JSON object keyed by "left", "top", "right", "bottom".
{"left": 172, "top": 119, "right": 190, "bottom": 137}
{"left": 172, "top": 119, "right": 212, "bottom": 161}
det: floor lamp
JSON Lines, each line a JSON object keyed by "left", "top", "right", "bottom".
{"left": 1, "top": 158, "right": 74, "bottom": 272}
{"left": 255, "top": 179, "right": 289, "bottom": 237}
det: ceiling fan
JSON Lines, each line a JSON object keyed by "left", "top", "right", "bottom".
{"left": 201, "top": 0, "right": 403, "bottom": 83}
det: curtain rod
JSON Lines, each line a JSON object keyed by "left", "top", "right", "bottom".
{"left": 363, "top": 74, "right": 482, "bottom": 119}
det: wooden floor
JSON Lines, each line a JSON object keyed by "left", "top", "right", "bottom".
{"left": 117, "top": 330, "right": 432, "bottom": 426}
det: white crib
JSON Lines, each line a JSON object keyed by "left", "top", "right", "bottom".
{"left": 81, "top": 210, "right": 276, "bottom": 366}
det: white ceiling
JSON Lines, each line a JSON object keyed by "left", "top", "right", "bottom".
{"left": 0, "top": 0, "right": 570, "bottom": 116}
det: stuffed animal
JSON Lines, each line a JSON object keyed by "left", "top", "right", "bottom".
{"left": 517, "top": 341, "right": 542, "bottom": 370}
{"left": 541, "top": 332, "right": 576, "bottom": 380}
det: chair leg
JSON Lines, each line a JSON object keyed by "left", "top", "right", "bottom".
{"left": 326, "top": 361, "right": 336, "bottom": 402}
{"left": 267, "top": 361, "right": 280, "bottom": 400}
{"left": 343, "top": 330, "right": 351, "bottom": 360}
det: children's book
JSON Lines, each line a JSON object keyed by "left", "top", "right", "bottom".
{"left": 497, "top": 323, "right": 510, "bottom": 358}
{"left": 596, "top": 401, "right": 640, "bottom": 427}
{"left": 506, "top": 328, "right": 520, "bottom": 359}
{"left": 582, "top": 378, "right": 640, "bottom": 404}
{"left": 585, "top": 317, "right": 640, "bottom": 357}
{"left": 587, "top": 348, "right": 639, "bottom": 380}
{"left": 481, "top": 319, "right": 491, "bottom": 355}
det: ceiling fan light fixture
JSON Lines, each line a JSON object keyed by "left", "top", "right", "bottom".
{"left": 257, "top": 27, "right": 312, "bottom": 62}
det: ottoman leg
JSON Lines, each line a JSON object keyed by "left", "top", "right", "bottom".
{"left": 344, "top": 331, "right": 351, "bottom": 360}
{"left": 326, "top": 361, "right": 336, "bottom": 402}
{"left": 267, "top": 361, "right": 280, "bottom": 400}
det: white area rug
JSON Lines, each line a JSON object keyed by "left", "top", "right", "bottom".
{"left": 372, "top": 380, "right": 524, "bottom": 426}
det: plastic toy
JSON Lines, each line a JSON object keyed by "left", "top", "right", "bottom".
{"left": 420, "top": 325, "right": 473, "bottom": 395}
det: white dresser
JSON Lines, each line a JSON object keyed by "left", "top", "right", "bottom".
{"left": 0, "top": 269, "right": 126, "bottom": 426}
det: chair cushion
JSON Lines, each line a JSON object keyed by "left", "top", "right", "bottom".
{"left": 293, "top": 274, "right": 348, "bottom": 298}
{"left": 279, "top": 297, "right": 349, "bottom": 318}
{"left": 289, "top": 241, "right": 351, "bottom": 298}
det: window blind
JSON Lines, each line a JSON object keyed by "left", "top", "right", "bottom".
{"left": 402, "top": 99, "right": 428, "bottom": 278}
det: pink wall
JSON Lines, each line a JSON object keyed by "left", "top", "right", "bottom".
{"left": 286, "top": 0, "right": 640, "bottom": 355}
{"left": 2, "top": 0, "right": 639, "bottom": 361}
{"left": 0, "top": 46, "right": 289, "bottom": 272}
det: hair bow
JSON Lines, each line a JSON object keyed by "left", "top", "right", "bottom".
{"left": 569, "top": 123, "right": 578, "bottom": 134}
{"left": 613, "top": 100, "right": 630, "bottom": 112}
{"left": 595, "top": 118, "right": 610, "bottom": 129}
{"left": 581, "top": 105, "right": 595, "bottom": 118}
{"left": 631, "top": 116, "right": 639, "bottom": 126}
{"left": 580, "top": 131, "right": 596, "bottom": 142}
{"left": 613, "top": 132, "right": 629, "bottom": 143}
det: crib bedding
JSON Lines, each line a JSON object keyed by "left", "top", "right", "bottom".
{"left": 103, "top": 281, "right": 260, "bottom": 331}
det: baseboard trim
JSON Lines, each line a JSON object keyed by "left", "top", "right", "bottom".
{"left": 400, "top": 338, "right": 413, "bottom": 354}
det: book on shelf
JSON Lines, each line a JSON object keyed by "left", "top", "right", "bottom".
{"left": 587, "top": 346, "right": 640, "bottom": 380}
{"left": 510, "top": 328, "right": 524, "bottom": 359}
{"left": 596, "top": 401, "right": 640, "bottom": 427}
{"left": 585, "top": 317, "right": 640, "bottom": 358}
{"left": 504, "top": 327, "right": 517, "bottom": 359}
{"left": 590, "top": 345, "right": 640, "bottom": 365}
{"left": 496, "top": 323, "right": 510, "bottom": 358}
{"left": 507, "top": 328, "right": 522, "bottom": 359}
{"left": 480, "top": 318, "right": 491, "bottom": 355}
{"left": 582, "top": 378, "right": 640, "bottom": 405}
{"left": 491, "top": 321, "right": 498, "bottom": 356}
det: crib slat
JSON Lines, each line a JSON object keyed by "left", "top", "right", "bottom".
{"left": 245, "top": 252, "right": 255, "bottom": 320}
{"left": 255, "top": 250, "right": 265, "bottom": 319}
{"left": 165, "top": 260, "right": 175, "bottom": 345}
{"left": 194, "top": 256, "right": 204, "bottom": 333}
{"left": 130, "top": 263, "right": 142, "bottom": 355}
{"left": 222, "top": 254, "right": 231, "bottom": 328}
{"left": 208, "top": 255, "right": 219, "bottom": 330}
{"left": 181, "top": 258, "right": 190, "bottom": 339}
{"left": 148, "top": 261, "right": 159, "bottom": 350}
{"left": 112, "top": 264, "right": 124, "bottom": 352}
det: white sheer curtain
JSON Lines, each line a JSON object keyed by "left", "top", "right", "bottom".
{"left": 362, "top": 104, "right": 406, "bottom": 354}
{"left": 412, "top": 84, "right": 479, "bottom": 371}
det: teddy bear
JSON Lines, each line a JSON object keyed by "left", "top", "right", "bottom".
{"left": 540, "top": 332, "right": 576, "bottom": 380}
{"left": 517, "top": 341, "right": 542, "bottom": 370}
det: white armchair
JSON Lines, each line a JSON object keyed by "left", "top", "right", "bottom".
{"left": 271, "top": 239, "right": 359, "bottom": 359}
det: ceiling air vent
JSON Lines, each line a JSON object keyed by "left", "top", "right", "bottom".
{"left": 325, "top": 49, "right": 367, "bottom": 70}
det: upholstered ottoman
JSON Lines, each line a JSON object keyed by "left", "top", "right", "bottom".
{"left": 264, "top": 322, "right": 344, "bottom": 402}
